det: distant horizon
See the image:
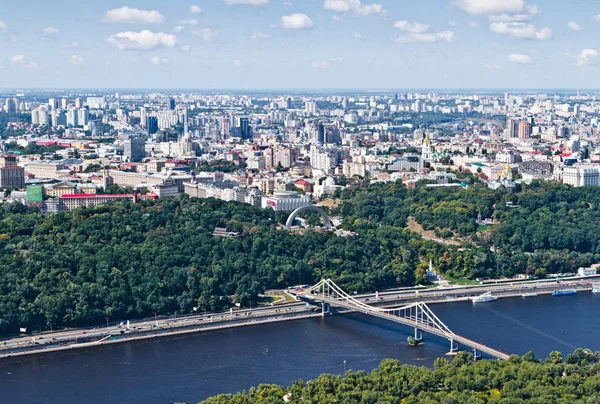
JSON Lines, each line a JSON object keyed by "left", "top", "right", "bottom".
{"left": 2, "top": 87, "right": 600, "bottom": 94}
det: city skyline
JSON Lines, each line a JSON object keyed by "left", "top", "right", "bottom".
{"left": 1, "top": 0, "right": 599, "bottom": 89}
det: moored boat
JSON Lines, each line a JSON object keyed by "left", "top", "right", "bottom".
{"left": 552, "top": 289, "right": 577, "bottom": 296}
{"left": 471, "top": 291, "right": 498, "bottom": 303}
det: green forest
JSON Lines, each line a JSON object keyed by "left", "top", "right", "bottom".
{"left": 201, "top": 349, "right": 600, "bottom": 404}
{"left": 335, "top": 180, "right": 600, "bottom": 280}
{"left": 0, "top": 196, "right": 447, "bottom": 335}
{"left": 0, "top": 180, "right": 598, "bottom": 335}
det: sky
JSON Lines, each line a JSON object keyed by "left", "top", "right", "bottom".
{"left": 0, "top": 0, "right": 599, "bottom": 89}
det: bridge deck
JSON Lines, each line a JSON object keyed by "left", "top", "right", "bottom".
{"left": 321, "top": 297, "right": 510, "bottom": 360}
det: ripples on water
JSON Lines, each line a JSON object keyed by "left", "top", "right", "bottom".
{"left": 1, "top": 293, "right": 598, "bottom": 404}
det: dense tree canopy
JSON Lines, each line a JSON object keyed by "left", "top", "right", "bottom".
{"left": 335, "top": 180, "right": 600, "bottom": 280}
{"left": 202, "top": 349, "right": 600, "bottom": 404}
{"left": 0, "top": 196, "right": 447, "bottom": 335}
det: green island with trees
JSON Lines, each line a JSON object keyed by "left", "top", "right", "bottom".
{"left": 0, "top": 180, "right": 598, "bottom": 336}
{"left": 200, "top": 349, "right": 600, "bottom": 404}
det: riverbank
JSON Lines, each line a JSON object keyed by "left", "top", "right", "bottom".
{"left": 1, "top": 277, "right": 595, "bottom": 360}
{"left": 0, "top": 311, "right": 321, "bottom": 359}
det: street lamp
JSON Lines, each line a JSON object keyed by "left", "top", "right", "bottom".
{"left": 343, "top": 360, "right": 347, "bottom": 374}
{"left": 105, "top": 317, "right": 109, "bottom": 334}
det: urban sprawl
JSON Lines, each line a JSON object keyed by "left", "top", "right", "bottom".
{"left": 1, "top": 90, "right": 599, "bottom": 214}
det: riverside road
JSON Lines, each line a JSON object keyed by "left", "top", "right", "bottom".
{"left": 0, "top": 276, "right": 595, "bottom": 358}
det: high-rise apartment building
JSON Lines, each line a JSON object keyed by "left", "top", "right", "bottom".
{"left": 305, "top": 101, "right": 316, "bottom": 116}
{"left": 518, "top": 121, "right": 532, "bottom": 139}
{"left": 506, "top": 118, "right": 520, "bottom": 138}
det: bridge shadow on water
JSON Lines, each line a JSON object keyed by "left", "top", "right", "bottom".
{"left": 329, "top": 309, "right": 451, "bottom": 353}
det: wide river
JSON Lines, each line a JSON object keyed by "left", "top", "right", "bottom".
{"left": 1, "top": 293, "right": 599, "bottom": 404}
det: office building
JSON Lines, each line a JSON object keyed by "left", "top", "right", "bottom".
{"left": 0, "top": 154, "right": 25, "bottom": 189}
{"left": 261, "top": 191, "right": 310, "bottom": 212}
{"left": 147, "top": 116, "right": 159, "bottom": 135}
{"left": 124, "top": 138, "right": 146, "bottom": 162}
{"left": 562, "top": 166, "right": 600, "bottom": 187}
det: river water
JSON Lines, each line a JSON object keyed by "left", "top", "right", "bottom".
{"left": 1, "top": 293, "right": 599, "bottom": 404}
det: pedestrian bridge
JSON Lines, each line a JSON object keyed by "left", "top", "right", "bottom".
{"left": 294, "top": 279, "right": 510, "bottom": 360}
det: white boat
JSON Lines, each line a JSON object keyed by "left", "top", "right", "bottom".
{"left": 521, "top": 293, "right": 538, "bottom": 298}
{"left": 471, "top": 291, "right": 498, "bottom": 303}
{"left": 593, "top": 283, "right": 600, "bottom": 294}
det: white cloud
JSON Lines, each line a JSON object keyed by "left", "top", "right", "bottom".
{"left": 172, "top": 26, "right": 185, "bottom": 33}
{"left": 225, "top": 0, "right": 268, "bottom": 5}
{"left": 234, "top": 59, "right": 244, "bottom": 67}
{"left": 190, "top": 5, "right": 202, "bottom": 14}
{"left": 281, "top": 13, "right": 314, "bottom": 29}
{"left": 323, "top": 0, "right": 386, "bottom": 17}
{"left": 104, "top": 7, "right": 165, "bottom": 24}
{"left": 43, "top": 27, "right": 59, "bottom": 35}
{"left": 68, "top": 55, "right": 84, "bottom": 67}
{"left": 10, "top": 54, "right": 37, "bottom": 69}
{"left": 107, "top": 30, "right": 177, "bottom": 50}
{"left": 448, "top": 20, "right": 457, "bottom": 26}
{"left": 180, "top": 19, "right": 198, "bottom": 26}
{"left": 394, "top": 21, "right": 430, "bottom": 33}
{"left": 395, "top": 31, "right": 455, "bottom": 44}
{"left": 508, "top": 53, "right": 532, "bottom": 64}
{"left": 489, "top": 13, "right": 532, "bottom": 22}
{"left": 192, "top": 28, "right": 217, "bottom": 41}
{"left": 312, "top": 61, "right": 332, "bottom": 69}
{"left": 576, "top": 49, "right": 598, "bottom": 66}
{"left": 10, "top": 54, "right": 25, "bottom": 64}
{"left": 180, "top": 45, "right": 191, "bottom": 52}
{"left": 250, "top": 32, "right": 269, "bottom": 40}
{"left": 62, "top": 42, "right": 79, "bottom": 48}
{"left": 454, "top": 0, "right": 525, "bottom": 15}
{"left": 594, "top": 14, "right": 600, "bottom": 22}
{"left": 151, "top": 56, "right": 170, "bottom": 65}
{"left": 0, "top": 20, "right": 7, "bottom": 33}
{"left": 353, "top": 31, "right": 362, "bottom": 39}
{"left": 490, "top": 22, "right": 552, "bottom": 40}
{"left": 284, "top": 1, "right": 292, "bottom": 5}
{"left": 567, "top": 21, "right": 583, "bottom": 31}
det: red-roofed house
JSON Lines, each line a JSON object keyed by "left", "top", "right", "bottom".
{"left": 294, "top": 179, "right": 312, "bottom": 193}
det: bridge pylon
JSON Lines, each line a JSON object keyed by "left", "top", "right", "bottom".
{"left": 448, "top": 340, "right": 459, "bottom": 356}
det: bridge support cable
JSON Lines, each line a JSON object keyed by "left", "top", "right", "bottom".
{"left": 298, "top": 279, "right": 510, "bottom": 360}
{"left": 302, "top": 279, "right": 454, "bottom": 339}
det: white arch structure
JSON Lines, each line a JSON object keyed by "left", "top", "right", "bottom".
{"left": 285, "top": 205, "right": 332, "bottom": 230}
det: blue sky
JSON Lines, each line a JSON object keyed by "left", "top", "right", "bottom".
{"left": 0, "top": 0, "right": 599, "bottom": 89}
